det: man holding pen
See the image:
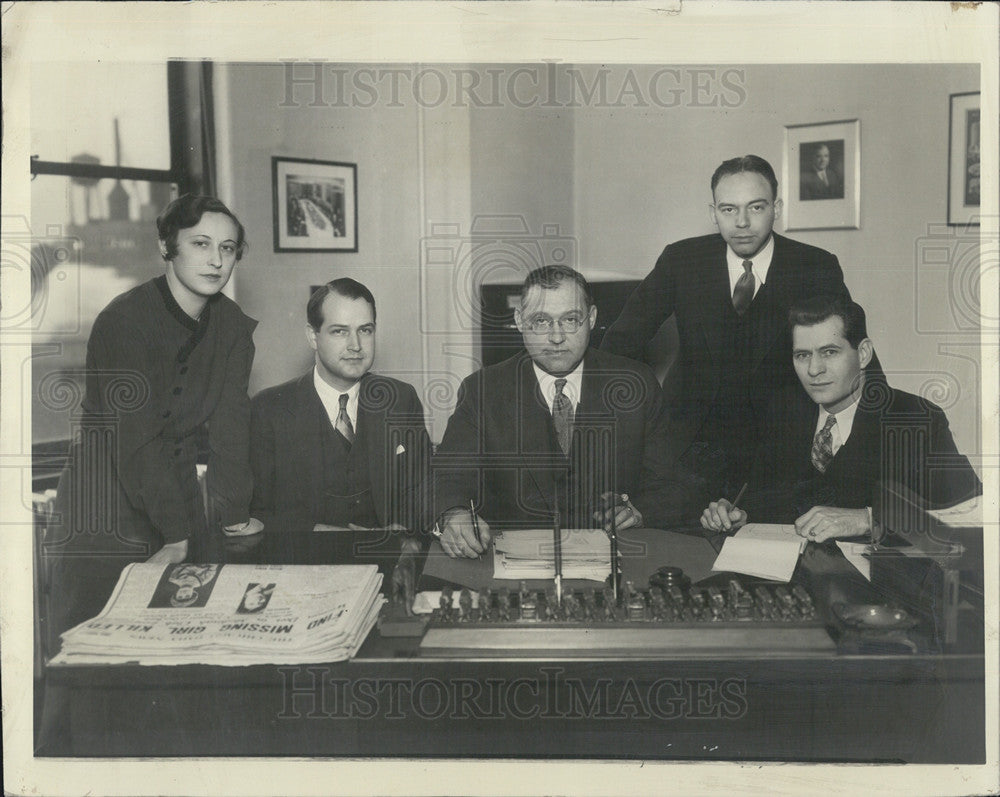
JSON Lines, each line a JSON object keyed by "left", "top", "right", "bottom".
{"left": 431, "top": 265, "right": 673, "bottom": 559}
{"left": 701, "top": 295, "right": 980, "bottom": 542}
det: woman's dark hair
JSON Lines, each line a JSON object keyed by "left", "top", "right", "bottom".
{"left": 156, "top": 194, "right": 248, "bottom": 261}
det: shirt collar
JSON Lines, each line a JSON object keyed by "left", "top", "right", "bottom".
{"left": 532, "top": 358, "right": 585, "bottom": 412}
{"left": 726, "top": 233, "right": 774, "bottom": 287}
{"left": 313, "top": 367, "right": 361, "bottom": 427}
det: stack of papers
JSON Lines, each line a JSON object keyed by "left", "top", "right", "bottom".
{"left": 51, "top": 563, "right": 384, "bottom": 666}
{"left": 711, "top": 524, "right": 806, "bottom": 582}
{"left": 927, "top": 495, "right": 982, "bottom": 528}
{"left": 493, "top": 528, "right": 611, "bottom": 582}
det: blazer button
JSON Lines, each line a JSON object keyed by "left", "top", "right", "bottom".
{"left": 173, "top": 387, "right": 182, "bottom": 395}
{"left": 179, "top": 366, "right": 189, "bottom": 375}
{"left": 174, "top": 447, "right": 183, "bottom": 456}
{"left": 162, "top": 410, "right": 171, "bottom": 418}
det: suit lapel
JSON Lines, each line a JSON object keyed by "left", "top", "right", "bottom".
{"left": 516, "top": 355, "right": 564, "bottom": 515}
{"left": 288, "top": 374, "right": 329, "bottom": 511}
{"left": 694, "top": 237, "right": 732, "bottom": 368}
{"left": 749, "top": 235, "right": 790, "bottom": 371}
{"left": 575, "top": 350, "right": 617, "bottom": 502}
{"left": 358, "top": 376, "right": 387, "bottom": 525}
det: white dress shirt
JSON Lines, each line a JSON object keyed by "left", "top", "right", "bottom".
{"left": 532, "top": 360, "right": 584, "bottom": 414}
{"left": 313, "top": 367, "right": 361, "bottom": 430}
{"left": 726, "top": 234, "right": 774, "bottom": 300}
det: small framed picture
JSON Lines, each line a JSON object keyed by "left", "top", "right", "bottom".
{"left": 272, "top": 156, "right": 358, "bottom": 252}
{"left": 948, "top": 92, "right": 980, "bottom": 227}
{"left": 782, "top": 119, "right": 860, "bottom": 231}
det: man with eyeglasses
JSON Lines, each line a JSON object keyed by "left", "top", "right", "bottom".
{"left": 431, "top": 265, "right": 672, "bottom": 559}
{"left": 249, "top": 278, "right": 432, "bottom": 540}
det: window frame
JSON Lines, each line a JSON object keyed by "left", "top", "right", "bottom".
{"left": 29, "top": 61, "right": 208, "bottom": 195}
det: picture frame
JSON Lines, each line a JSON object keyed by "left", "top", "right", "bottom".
{"left": 272, "top": 156, "right": 358, "bottom": 252}
{"left": 948, "top": 92, "right": 981, "bottom": 227}
{"left": 782, "top": 119, "right": 860, "bottom": 231}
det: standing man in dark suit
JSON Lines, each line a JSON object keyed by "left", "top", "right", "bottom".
{"left": 432, "top": 265, "right": 672, "bottom": 559}
{"left": 701, "top": 296, "right": 980, "bottom": 541}
{"left": 250, "top": 279, "right": 431, "bottom": 540}
{"left": 600, "top": 154, "right": 852, "bottom": 510}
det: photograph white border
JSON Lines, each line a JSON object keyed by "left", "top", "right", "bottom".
{"left": 2, "top": 3, "right": 998, "bottom": 797}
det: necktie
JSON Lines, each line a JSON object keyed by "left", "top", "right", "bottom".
{"left": 552, "top": 378, "right": 574, "bottom": 455}
{"left": 811, "top": 414, "right": 837, "bottom": 473}
{"left": 334, "top": 393, "right": 355, "bottom": 445}
{"left": 818, "top": 171, "right": 828, "bottom": 186}
{"left": 732, "top": 259, "right": 755, "bottom": 315}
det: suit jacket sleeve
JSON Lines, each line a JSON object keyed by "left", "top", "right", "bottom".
{"left": 248, "top": 391, "right": 277, "bottom": 529}
{"left": 629, "top": 368, "right": 689, "bottom": 528}
{"left": 431, "top": 374, "right": 483, "bottom": 520}
{"left": 923, "top": 406, "right": 981, "bottom": 508}
{"left": 390, "top": 382, "right": 434, "bottom": 532}
{"left": 600, "top": 244, "right": 678, "bottom": 362}
{"left": 86, "top": 312, "right": 201, "bottom": 544}
{"left": 205, "top": 316, "right": 257, "bottom": 528}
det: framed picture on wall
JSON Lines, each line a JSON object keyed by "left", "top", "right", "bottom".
{"left": 272, "top": 156, "right": 358, "bottom": 252}
{"left": 948, "top": 92, "right": 981, "bottom": 227}
{"left": 782, "top": 119, "right": 860, "bottom": 231}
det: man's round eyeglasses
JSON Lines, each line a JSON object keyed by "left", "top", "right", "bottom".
{"left": 526, "top": 316, "right": 585, "bottom": 334}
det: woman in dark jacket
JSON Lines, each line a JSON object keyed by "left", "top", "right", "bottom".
{"left": 47, "top": 194, "right": 258, "bottom": 640}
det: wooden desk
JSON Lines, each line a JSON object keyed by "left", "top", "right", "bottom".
{"left": 38, "top": 529, "right": 986, "bottom": 763}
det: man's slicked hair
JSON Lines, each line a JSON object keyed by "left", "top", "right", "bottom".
{"left": 710, "top": 155, "right": 779, "bottom": 202}
{"left": 520, "top": 265, "right": 594, "bottom": 308}
{"left": 307, "top": 278, "right": 377, "bottom": 329}
{"left": 789, "top": 294, "right": 868, "bottom": 349}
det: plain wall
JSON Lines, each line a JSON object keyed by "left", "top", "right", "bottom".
{"left": 224, "top": 63, "right": 424, "bottom": 398}
{"left": 573, "top": 63, "right": 982, "bottom": 459}
{"left": 223, "top": 62, "right": 982, "bottom": 461}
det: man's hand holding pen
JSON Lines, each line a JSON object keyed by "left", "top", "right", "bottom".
{"left": 700, "top": 483, "right": 749, "bottom": 532}
{"left": 700, "top": 499, "right": 748, "bottom": 532}
{"left": 434, "top": 505, "right": 492, "bottom": 559}
{"left": 593, "top": 492, "right": 643, "bottom": 533}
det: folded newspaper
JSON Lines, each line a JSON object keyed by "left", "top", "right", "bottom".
{"left": 51, "top": 563, "right": 385, "bottom": 666}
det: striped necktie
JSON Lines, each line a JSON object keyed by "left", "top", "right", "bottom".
{"left": 810, "top": 414, "right": 837, "bottom": 473}
{"left": 334, "top": 393, "right": 355, "bottom": 445}
{"left": 732, "top": 259, "right": 755, "bottom": 315}
{"left": 552, "top": 378, "right": 574, "bottom": 455}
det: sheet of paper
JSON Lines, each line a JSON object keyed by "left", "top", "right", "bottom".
{"left": 835, "top": 542, "right": 872, "bottom": 581}
{"left": 493, "top": 528, "right": 611, "bottom": 559}
{"left": 712, "top": 538, "right": 801, "bottom": 582}
{"left": 493, "top": 528, "right": 611, "bottom": 582}
{"left": 926, "top": 495, "right": 982, "bottom": 528}
{"left": 736, "top": 523, "right": 806, "bottom": 553}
